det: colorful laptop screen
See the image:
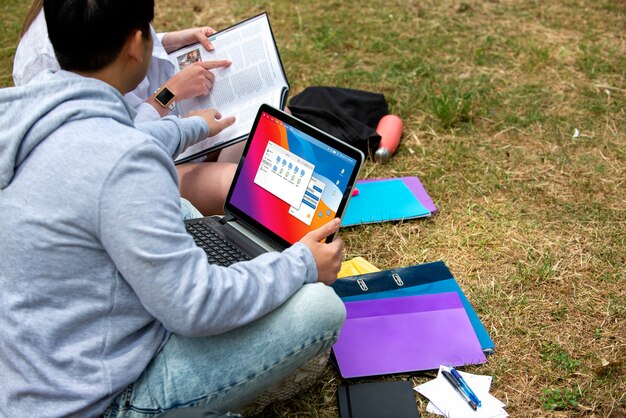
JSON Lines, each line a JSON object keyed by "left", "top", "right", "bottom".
{"left": 228, "top": 110, "right": 359, "bottom": 244}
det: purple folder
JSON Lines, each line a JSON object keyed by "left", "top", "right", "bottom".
{"left": 332, "top": 292, "right": 486, "bottom": 378}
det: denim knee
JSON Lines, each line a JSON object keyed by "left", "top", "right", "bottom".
{"left": 293, "top": 283, "right": 346, "bottom": 339}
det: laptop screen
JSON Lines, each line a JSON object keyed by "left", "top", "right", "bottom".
{"left": 226, "top": 105, "right": 363, "bottom": 246}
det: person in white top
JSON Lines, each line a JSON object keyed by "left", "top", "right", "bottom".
{"left": 14, "top": 0, "right": 239, "bottom": 215}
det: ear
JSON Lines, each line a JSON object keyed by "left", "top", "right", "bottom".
{"left": 125, "top": 30, "right": 146, "bottom": 63}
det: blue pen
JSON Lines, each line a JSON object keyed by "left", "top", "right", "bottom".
{"left": 450, "top": 367, "right": 482, "bottom": 407}
{"left": 441, "top": 370, "right": 477, "bottom": 411}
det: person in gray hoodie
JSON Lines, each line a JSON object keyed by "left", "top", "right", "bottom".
{"left": 0, "top": 0, "right": 346, "bottom": 417}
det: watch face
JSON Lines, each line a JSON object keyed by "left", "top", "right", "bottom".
{"left": 156, "top": 87, "right": 175, "bottom": 106}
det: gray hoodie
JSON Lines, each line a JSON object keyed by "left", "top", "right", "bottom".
{"left": 0, "top": 71, "right": 317, "bottom": 417}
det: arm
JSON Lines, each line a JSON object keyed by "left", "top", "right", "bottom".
{"left": 135, "top": 109, "right": 235, "bottom": 158}
{"left": 161, "top": 27, "right": 216, "bottom": 53}
{"left": 145, "top": 60, "right": 231, "bottom": 118}
{"left": 13, "top": 53, "right": 60, "bottom": 87}
{"left": 133, "top": 102, "right": 161, "bottom": 124}
{"left": 135, "top": 116, "right": 208, "bottom": 158}
{"left": 98, "top": 140, "right": 317, "bottom": 336}
{"left": 149, "top": 27, "right": 230, "bottom": 117}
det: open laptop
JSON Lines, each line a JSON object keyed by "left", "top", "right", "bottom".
{"left": 185, "top": 104, "right": 365, "bottom": 266}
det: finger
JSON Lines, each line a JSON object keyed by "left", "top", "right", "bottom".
{"left": 218, "top": 116, "right": 236, "bottom": 129}
{"left": 206, "top": 72, "right": 215, "bottom": 82}
{"left": 196, "top": 27, "right": 216, "bottom": 51}
{"left": 200, "top": 60, "right": 232, "bottom": 70}
{"left": 305, "top": 218, "right": 341, "bottom": 242}
{"left": 197, "top": 36, "right": 214, "bottom": 51}
{"left": 327, "top": 238, "right": 344, "bottom": 258}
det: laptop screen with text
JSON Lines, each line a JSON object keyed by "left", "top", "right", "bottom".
{"left": 227, "top": 106, "right": 362, "bottom": 246}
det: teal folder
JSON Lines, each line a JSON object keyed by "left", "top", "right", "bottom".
{"left": 342, "top": 177, "right": 433, "bottom": 227}
{"left": 331, "top": 260, "right": 495, "bottom": 354}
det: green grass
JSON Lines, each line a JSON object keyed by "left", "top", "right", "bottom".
{"left": 542, "top": 387, "right": 582, "bottom": 411}
{"left": 541, "top": 343, "right": 580, "bottom": 374}
{"left": 1, "top": 0, "right": 625, "bottom": 416}
{"left": 0, "top": 0, "right": 29, "bottom": 86}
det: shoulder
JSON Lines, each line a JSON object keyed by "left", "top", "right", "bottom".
{"left": 13, "top": 11, "right": 59, "bottom": 86}
{"left": 54, "top": 117, "right": 173, "bottom": 172}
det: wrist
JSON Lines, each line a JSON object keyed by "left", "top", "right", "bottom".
{"left": 146, "top": 95, "right": 171, "bottom": 117}
{"left": 161, "top": 32, "right": 181, "bottom": 53}
{"left": 166, "top": 76, "right": 184, "bottom": 100}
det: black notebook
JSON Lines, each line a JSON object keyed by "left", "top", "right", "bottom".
{"left": 337, "top": 381, "right": 420, "bottom": 418}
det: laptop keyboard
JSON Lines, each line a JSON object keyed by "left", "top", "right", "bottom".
{"left": 186, "top": 222, "right": 251, "bottom": 267}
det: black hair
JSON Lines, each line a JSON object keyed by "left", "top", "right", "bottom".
{"left": 44, "top": 0, "right": 154, "bottom": 71}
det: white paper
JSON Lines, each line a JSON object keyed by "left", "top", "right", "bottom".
{"left": 170, "top": 14, "right": 288, "bottom": 161}
{"left": 415, "top": 366, "right": 507, "bottom": 418}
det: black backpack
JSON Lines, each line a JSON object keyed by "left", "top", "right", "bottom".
{"left": 289, "top": 86, "right": 388, "bottom": 157}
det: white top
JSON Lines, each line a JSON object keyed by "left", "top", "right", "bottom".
{"left": 13, "top": 11, "right": 176, "bottom": 123}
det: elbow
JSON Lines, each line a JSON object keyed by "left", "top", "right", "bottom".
{"left": 159, "top": 317, "right": 207, "bottom": 337}
{"left": 157, "top": 311, "right": 208, "bottom": 337}
{"left": 157, "top": 309, "right": 233, "bottom": 338}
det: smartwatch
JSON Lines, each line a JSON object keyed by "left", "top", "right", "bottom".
{"left": 154, "top": 86, "right": 176, "bottom": 111}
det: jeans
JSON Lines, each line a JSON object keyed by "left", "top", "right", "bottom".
{"left": 180, "top": 197, "right": 202, "bottom": 220}
{"left": 103, "top": 283, "right": 345, "bottom": 417}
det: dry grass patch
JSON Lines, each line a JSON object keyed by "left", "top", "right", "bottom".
{"left": 0, "top": 0, "right": 624, "bottom": 416}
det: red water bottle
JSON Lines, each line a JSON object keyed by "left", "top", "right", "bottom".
{"left": 374, "top": 115, "right": 403, "bottom": 163}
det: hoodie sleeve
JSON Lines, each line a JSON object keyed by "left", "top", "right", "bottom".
{"left": 133, "top": 102, "right": 161, "bottom": 124}
{"left": 97, "top": 139, "right": 318, "bottom": 337}
{"left": 135, "top": 115, "right": 208, "bottom": 159}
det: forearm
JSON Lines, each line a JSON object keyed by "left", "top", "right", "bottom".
{"left": 135, "top": 115, "right": 208, "bottom": 158}
{"left": 161, "top": 27, "right": 215, "bottom": 54}
{"left": 99, "top": 144, "right": 318, "bottom": 337}
{"left": 161, "top": 31, "right": 191, "bottom": 53}
{"left": 150, "top": 243, "right": 318, "bottom": 336}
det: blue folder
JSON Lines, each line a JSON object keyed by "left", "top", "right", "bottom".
{"left": 342, "top": 178, "right": 432, "bottom": 226}
{"left": 331, "top": 260, "right": 495, "bottom": 354}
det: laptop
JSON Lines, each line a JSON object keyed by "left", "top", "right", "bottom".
{"left": 185, "top": 104, "right": 365, "bottom": 266}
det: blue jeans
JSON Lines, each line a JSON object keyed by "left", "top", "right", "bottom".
{"left": 180, "top": 198, "right": 202, "bottom": 220}
{"left": 103, "top": 283, "right": 345, "bottom": 417}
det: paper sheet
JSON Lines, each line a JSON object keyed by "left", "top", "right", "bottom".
{"left": 414, "top": 366, "right": 507, "bottom": 418}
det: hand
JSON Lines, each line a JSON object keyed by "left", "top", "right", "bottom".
{"left": 167, "top": 60, "right": 231, "bottom": 101}
{"left": 161, "top": 27, "right": 217, "bottom": 53}
{"left": 299, "top": 218, "right": 344, "bottom": 285}
{"left": 188, "top": 109, "right": 236, "bottom": 137}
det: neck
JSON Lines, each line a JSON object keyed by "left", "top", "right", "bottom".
{"left": 75, "top": 65, "right": 135, "bottom": 95}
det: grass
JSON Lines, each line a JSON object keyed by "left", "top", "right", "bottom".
{"left": 2, "top": 0, "right": 624, "bottom": 416}
{"left": 542, "top": 387, "right": 582, "bottom": 412}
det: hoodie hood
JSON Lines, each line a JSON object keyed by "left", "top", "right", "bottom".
{"left": 0, "top": 70, "right": 136, "bottom": 189}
